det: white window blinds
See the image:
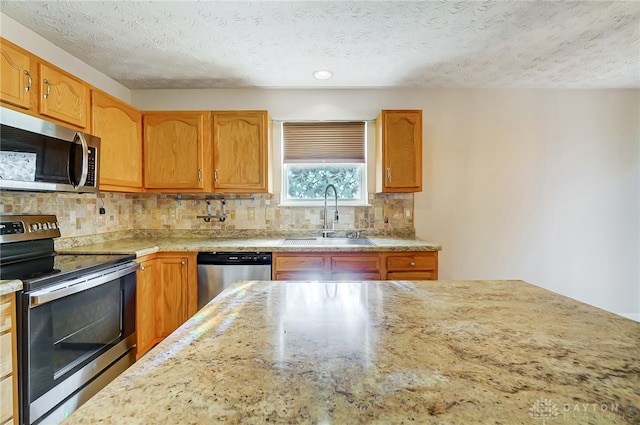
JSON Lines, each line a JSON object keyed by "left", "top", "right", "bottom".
{"left": 282, "top": 122, "right": 365, "bottom": 163}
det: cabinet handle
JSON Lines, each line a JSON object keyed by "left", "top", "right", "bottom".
{"left": 386, "top": 167, "right": 392, "bottom": 182}
{"left": 410, "top": 262, "right": 415, "bottom": 267}
{"left": 214, "top": 169, "right": 219, "bottom": 183}
{"left": 140, "top": 266, "right": 145, "bottom": 271}
{"left": 181, "top": 261, "right": 186, "bottom": 265}
{"left": 24, "top": 70, "right": 32, "bottom": 92}
{"left": 43, "top": 79, "right": 51, "bottom": 99}
{"left": 198, "top": 168, "right": 202, "bottom": 182}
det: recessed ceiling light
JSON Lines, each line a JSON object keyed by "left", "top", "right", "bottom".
{"left": 312, "top": 70, "right": 333, "bottom": 80}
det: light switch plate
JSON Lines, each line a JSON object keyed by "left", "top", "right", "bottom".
{"left": 404, "top": 208, "right": 411, "bottom": 218}
{"left": 374, "top": 207, "right": 382, "bottom": 220}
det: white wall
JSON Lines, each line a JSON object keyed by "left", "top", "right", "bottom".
{"left": 133, "top": 88, "right": 640, "bottom": 321}
{"left": 417, "top": 89, "right": 640, "bottom": 321}
{"left": 0, "top": 13, "right": 131, "bottom": 103}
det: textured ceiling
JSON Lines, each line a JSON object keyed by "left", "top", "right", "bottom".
{"left": 1, "top": 1, "right": 639, "bottom": 89}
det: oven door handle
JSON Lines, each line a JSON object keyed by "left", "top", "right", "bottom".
{"left": 29, "top": 262, "right": 138, "bottom": 307}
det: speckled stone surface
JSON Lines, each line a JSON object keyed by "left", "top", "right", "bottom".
{"left": 0, "top": 279, "right": 22, "bottom": 296}
{"left": 56, "top": 236, "right": 441, "bottom": 257}
{"left": 62, "top": 280, "right": 639, "bottom": 425}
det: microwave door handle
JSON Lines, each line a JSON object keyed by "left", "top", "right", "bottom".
{"left": 72, "top": 132, "right": 89, "bottom": 189}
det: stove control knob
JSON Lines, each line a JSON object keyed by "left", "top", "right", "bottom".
{"left": 42, "top": 223, "right": 49, "bottom": 230}
{"left": 30, "top": 223, "right": 40, "bottom": 231}
{"left": 51, "top": 222, "right": 58, "bottom": 230}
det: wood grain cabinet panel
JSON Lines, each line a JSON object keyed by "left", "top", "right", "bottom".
{"left": 383, "top": 252, "right": 438, "bottom": 280}
{"left": 92, "top": 90, "right": 143, "bottom": 192}
{"left": 273, "top": 254, "right": 326, "bottom": 280}
{"left": 273, "top": 252, "right": 382, "bottom": 281}
{"left": 331, "top": 254, "right": 381, "bottom": 280}
{"left": 212, "top": 111, "right": 272, "bottom": 193}
{"left": 136, "top": 257, "right": 158, "bottom": 359}
{"left": 0, "top": 38, "right": 33, "bottom": 110}
{"left": 0, "top": 293, "right": 18, "bottom": 425}
{"left": 153, "top": 253, "right": 197, "bottom": 339}
{"left": 38, "top": 63, "right": 89, "bottom": 129}
{"left": 375, "top": 110, "right": 422, "bottom": 193}
{"left": 155, "top": 255, "right": 189, "bottom": 338}
{"left": 143, "top": 112, "right": 211, "bottom": 191}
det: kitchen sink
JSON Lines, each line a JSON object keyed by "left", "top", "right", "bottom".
{"left": 281, "top": 237, "right": 375, "bottom": 246}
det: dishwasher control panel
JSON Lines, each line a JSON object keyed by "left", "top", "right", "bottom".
{"left": 197, "top": 252, "right": 272, "bottom": 265}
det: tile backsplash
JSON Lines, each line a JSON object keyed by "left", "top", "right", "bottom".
{"left": 0, "top": 191, "right": 414, "bottom": 240}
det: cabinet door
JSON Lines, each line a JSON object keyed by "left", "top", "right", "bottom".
{"left": 144, "top": 112, "right": 210, "bottom": 191}
{"left": 376, "top": 110, "right": 422, "bottom": 192}
{"left": 92, "top": 91, "right": 143, "bottom": 192}
{"left": 0, "top": 293, "right": 17, "bottom": 425}
{"left": 212, "top": 111, "right": 271, "bottom": 192}
{"left": 38, "top": 63, "right": 89, "bottom": 128}
{"left": 155, "top": 256, "right": 189, "bottom": 338}
{"left": 136, "top": 258, "right": 157, "bottom": 359}
{"left": 0, "top": 39, "right": 33, "bottom": 110}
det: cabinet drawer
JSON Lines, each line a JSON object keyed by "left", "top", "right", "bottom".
{"left": 274, "top": 255, "right": 325, "bottom": 271}
{"left": 331, "top": 272, "right": 381, "bottom": 281}
{"left": 275, "top": 271, "right": 326, "bottom": 281}
{"left": 331, "top": 255, "right": 380, "bottom": 272}
{"left": 386, "top": 271, "right": 436, "bottom": 281}
{"left": 386, "top": 253, "right": 437, "bottom": 271}
{"left": 0, "top": 375, "right": 12, "bottom": 423}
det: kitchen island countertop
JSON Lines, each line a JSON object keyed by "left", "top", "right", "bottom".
{"left": 62, "top": 279, "right": 639, "bottom": 424}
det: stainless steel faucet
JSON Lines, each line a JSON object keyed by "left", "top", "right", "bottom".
{"left": 323, "top": 184, "right": 339, "bottom": 238}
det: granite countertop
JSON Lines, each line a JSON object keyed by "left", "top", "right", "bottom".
{"left": 0, "top": 279, "right": 22, "bottom": 296}
{"left": 62, "top": 280, "right": 639, "bottom": 424}
{"left": 57, "top": 236, "right": 441, "bottom": 257}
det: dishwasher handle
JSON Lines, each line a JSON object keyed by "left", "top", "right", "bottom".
{"left": 197, "top": 252, "right": 272, "bottom": 265}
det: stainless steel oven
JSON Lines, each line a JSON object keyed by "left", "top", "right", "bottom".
{"left": 0, "top": 215, "right": 137, "bottom": 425}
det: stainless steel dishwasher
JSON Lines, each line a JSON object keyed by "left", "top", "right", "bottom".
{"left": 197, "top": 252, "right": 272, "bottom": 310}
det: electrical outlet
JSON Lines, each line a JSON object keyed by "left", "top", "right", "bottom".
{"left": 265, "top": 208, "right": 274, "bottom": 220}
{"left": 374, "top": 207, "right": 382, "bottom": 220}
{"left": 248, "top": 207, "right": 256, "bottom": 220}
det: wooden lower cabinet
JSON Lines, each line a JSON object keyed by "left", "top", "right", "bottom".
{"left": 135, "top": 256, "right": 158, "bottom": 359}
{"left": 273, "top": 251, "right": 437, "bottom": 281}
{"left": 0, "top": 293, "right": 18, "bottom": 425}
{"left": 135, "top": 253, "right": 197, "bottom": 358}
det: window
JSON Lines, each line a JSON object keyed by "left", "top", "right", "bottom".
{"left": 281, "top": 121, "right": 367, "bottom": 205}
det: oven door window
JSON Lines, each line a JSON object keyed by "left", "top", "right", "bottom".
{"left": 27, "top": 278, "right": 126, "bottom": 400}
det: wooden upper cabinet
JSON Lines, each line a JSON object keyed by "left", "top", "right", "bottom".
{"left": 375, "top": 110, "right": 423, "bottom": 193}
{"left": 0, "top": 38, "right": 34, "bottom": 111}
{"left": 38, "top": 63, "right": 89, "bottom": 129}
{"left": 143, "top": 111, "right": 211, "bottom": 192}
{"left": 212, "top": 111, "right": 272, "bottom": 193}
{"left": 91, "top": 90, "right": 143, "bottom": 192}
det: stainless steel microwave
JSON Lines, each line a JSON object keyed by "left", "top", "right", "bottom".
{"left": 0, "top": 107, "right": 100, "bottom": 193}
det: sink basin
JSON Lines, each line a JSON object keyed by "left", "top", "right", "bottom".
{"left": 281, "top": 237, "right": 375, "bottom": 246}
